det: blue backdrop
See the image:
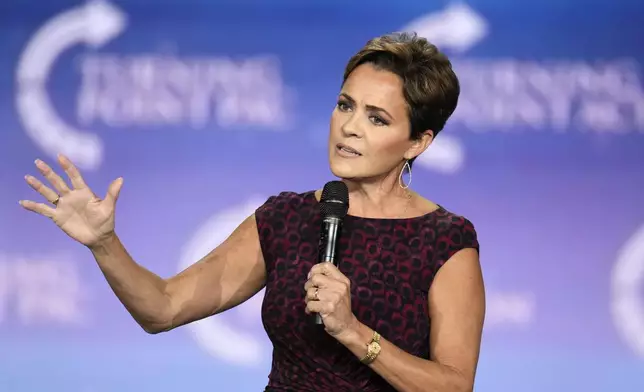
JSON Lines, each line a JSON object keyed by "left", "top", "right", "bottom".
{"left": 1, "top": 0, "right": 643, "bottom": 391}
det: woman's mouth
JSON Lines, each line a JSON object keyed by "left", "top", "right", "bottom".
{"left": 336, "top": 144, "right": 362, "bottom": 157}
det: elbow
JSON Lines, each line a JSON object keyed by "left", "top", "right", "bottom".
{"left": 136, "top": 310, "right": 174, "bottom": 335}
{"left": 139, "top": 291, "right": 176, "bottom": 334}
{"left": 454, "top": 376, "right": 474, "bottom": 392}
{"left": 412, "top": 377, "right": 472, "bottom": 392}
{"left": 434, "top": 378, "right": 471, "bottom": 392}
{"left": 443, "top": 367, "right": 474, "bottom": 392}
{"left": 141, "top": 323, "right": 165, "bottom": 334}
{"left": 139, "top": 320, "right": 173, "bottom": 334}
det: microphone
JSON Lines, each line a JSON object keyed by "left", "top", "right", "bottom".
{"left": 315, "top": 181, "right": 349, "bottom": 325}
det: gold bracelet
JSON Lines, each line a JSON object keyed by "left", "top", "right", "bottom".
{"left": 360, "top": 330, "right": 382, "bottom": 365}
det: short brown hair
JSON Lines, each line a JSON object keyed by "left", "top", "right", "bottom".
{"left": 343, "top": 32, "right": 460, "bottom": 167}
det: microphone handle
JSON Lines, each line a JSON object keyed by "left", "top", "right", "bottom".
{"left": 315, "top": 216, "right": 341, "bottom": 325}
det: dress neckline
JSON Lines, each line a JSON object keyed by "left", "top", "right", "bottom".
{"left": 305, "top": 190, "right": 444, "bottom": 221}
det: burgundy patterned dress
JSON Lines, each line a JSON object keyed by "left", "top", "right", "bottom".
{"left": 255, "top": 191, "right": 479, "bottom": 391}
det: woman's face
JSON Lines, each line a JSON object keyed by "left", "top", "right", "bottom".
{"left": 328, "top": 63, "right": 432, "bottom": 182}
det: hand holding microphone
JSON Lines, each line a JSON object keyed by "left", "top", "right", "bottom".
{"left": 304, "top": 261, "right": 359, "bottom": 338}
{"left": 303, "top": 181, "right": 360, "bottom": 337}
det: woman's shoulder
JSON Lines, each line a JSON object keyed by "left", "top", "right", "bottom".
{"left": 413, "top": 193, "right": 476, "bottom": 231}
{"left": 262, "top": 189, "right": 316, "bottom": 206}
{"left": 425, "top": 204, "right": 479, "bottom": 256}
{"left": 255, "top": 190, "right": 317, "bottom": 218}
{"left": 432, "top": 205, "right": 476, "bottom": 230}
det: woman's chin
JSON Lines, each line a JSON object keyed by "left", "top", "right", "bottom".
{"left": 329, "top": 162, "right": 359, "bottom": 180}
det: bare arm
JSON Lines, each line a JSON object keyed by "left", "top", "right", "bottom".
{"left": 90, "top": 214, "right": 266, "bottom": 334}
{"left": 21, "top": 155, "right": 266, "bottom": 335}
{"left": 336, "top": 248, "right": 485, "bottom": 392}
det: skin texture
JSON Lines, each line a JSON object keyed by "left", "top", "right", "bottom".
{"left": 313, "top": 63, "right": 485, "bottom": 391}
{"left": 19, "top": 62, "right": 485, "bottom": 391}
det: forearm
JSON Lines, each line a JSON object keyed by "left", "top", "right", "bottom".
{"left": 89, "top": 233, "right": 172, "bottom": 333}
{"left": 336, "top": 322, "right": 471, "bottom": 392}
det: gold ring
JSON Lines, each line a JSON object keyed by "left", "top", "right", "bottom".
{"left": 52, "top": 196, "right": 60, "bottom": 206}
{"left": 314, "top": 288, "right": 319, "bottom": 300}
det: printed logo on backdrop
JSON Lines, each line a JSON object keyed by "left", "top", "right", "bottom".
{"left": 611, "top": 225, "right": 644, "bottom": 358}
{"left": 403, "top": 2, "right": 644, "bottom": 137}
{"left": 397, "top": 3, "right": 488, "bottom": 174}
{"left": 15, "top": 0, "right": 126, "bottom": 170}
{"left": 178, "top": 197, "right": 269, "bottom": 367}
{"left": 403, "top": 4, "right": 540, "bottom": 329}
{"left": 0, "top": 253, "right": 90, "bottom": 327}
{"left": 16, "top": 0, "right": 293, "bottom": 171}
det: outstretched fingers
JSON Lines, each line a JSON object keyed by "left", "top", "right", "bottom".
{"left": 58, "top": 154, "right": 87, "bottom": 189}
{"left": 103, "top": 177, "right": 124, "bottom": 206}
{"left": 35, "top": 158, "right": 71, "bottom": 195}
{"left": 19, "top": 200, "right": 56, "bottom": 219}
{"left": 25, "top": 175, "right": 60, "bottom": 205}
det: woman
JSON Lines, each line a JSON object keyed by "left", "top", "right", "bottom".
{"left": 19, "top": 32, "right": 484, "bottom": 391}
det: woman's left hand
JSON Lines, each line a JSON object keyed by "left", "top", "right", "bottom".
{"left": 304, "top": 262, "right": 359, "bottom": 338}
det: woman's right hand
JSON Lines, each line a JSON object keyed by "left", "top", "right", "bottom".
{"left": 19, "top": 154, "right": 124, "bottom": 248}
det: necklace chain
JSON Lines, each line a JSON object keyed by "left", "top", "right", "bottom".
{"left": 401, "top": 190, "right": 413, "bottom": 218}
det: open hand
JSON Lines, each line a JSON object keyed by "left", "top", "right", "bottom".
{"left": 19, "top": 154, "right": 123, "bottom": 248}
{"left": 304, "top": 262, "right": 359, "bottom": 339}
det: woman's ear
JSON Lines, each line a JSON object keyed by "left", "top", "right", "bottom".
{"left": 404, "top": 130, "right": 434, "bottom": 160}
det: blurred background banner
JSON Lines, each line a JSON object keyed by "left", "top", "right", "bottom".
{"left": 1, "top": 0, "right": 643, "bottom": 391}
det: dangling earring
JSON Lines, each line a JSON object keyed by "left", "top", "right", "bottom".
{"left": 398, "top": 160, "right": 412, "bottom": 189}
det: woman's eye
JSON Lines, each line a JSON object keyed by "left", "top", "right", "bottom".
{"left": 370, "top": 116, "right": 387, "bottom": 126}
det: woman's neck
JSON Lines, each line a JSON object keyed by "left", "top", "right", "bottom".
{"left": 341, "top": 177, "right": 413, "bottom": 219}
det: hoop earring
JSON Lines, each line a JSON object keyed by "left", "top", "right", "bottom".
{"left": 399, "top": 160, "right": 412, "bottom": 189}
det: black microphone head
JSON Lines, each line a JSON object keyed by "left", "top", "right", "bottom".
{"left": 320, "top": 181, "right": 349, "bottom": 219}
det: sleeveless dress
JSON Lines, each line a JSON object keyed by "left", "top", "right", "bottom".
{"left": 255, "top": 191, "right": 479, "bottom": 391}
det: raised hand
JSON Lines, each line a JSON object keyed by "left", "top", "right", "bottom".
{"left": 19, "top": 154, "right": 123, "bottom": 248}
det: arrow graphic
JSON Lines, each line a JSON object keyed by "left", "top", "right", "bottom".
{"left": 401, "top": 3, "right": 489, "bottom": 173}
{"left": 15, "top": 0, "right": 127, "bottom": 170}
{"left": 403, "top": 2, "right": 488, "bottom": 54}
{"left": 611, "top": 224, "right": 644, "bottom": 357}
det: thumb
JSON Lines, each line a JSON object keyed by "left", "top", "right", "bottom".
{"left": 104, "top": 177, "right": 124, "bottom": 206}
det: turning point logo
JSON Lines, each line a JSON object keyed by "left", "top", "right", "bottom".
{"left": 400, "top": 3, "right": 488, "bottom": 174}
{"left": 178, "top": 197, "right": 268, "bottom": 367}
{"left": 611, "top": 224, "right": 644, "bottom": 357}
{"left": 15, "top": 0, "right": 127, "bottom": 170}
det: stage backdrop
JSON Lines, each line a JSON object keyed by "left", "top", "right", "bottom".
{"left": 1, "top": 0, "right": 643, "bottom": 391}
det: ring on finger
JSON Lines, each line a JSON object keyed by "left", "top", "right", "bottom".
{"left": 314, "top": 287, "right": 319, "bottom": 300}
{"left": 52, "top": 196, "right": 60, "bottom": 206}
